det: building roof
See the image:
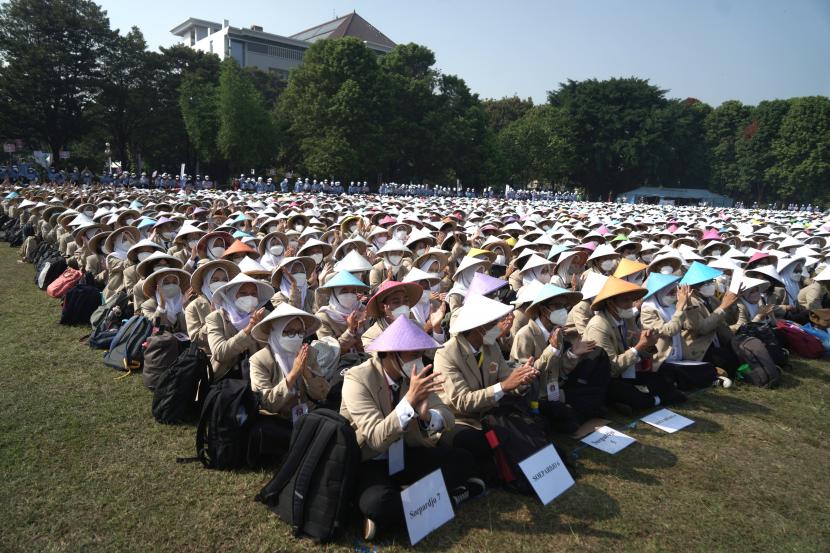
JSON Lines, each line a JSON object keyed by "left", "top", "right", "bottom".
{"left": 290, "top": 11, "right": 395, "bottom": 50}
{"left": 621, "top": 186, "right": 732, "bottom": 200}
{"left": 170, "top": 17, "right": 223, "bottom": 37}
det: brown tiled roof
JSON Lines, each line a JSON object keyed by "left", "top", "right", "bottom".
{"left": 290, "top": 11, "right": 395, "bottom": 48}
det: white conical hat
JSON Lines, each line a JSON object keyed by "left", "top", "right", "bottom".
{"left": 403, "top": 267, "right": 441, "bottom": 285}
{"left": 518, "top": 253, "right": 553, "bottom": 274}
{"left": 580, "top": 272, "right": 609, "bottom": 301}
{"left": 450, "top": 295, "right": 513, "bottom": 334}
{"left": 333, "top": 249, "right": 373, "bottom": 273}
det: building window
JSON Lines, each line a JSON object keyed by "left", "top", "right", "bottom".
{"left": 209, "top": 40, "right": 213, "bottom": 53}
{"left": 246, "top": 41, "right": 304, "bottom": 61}
{"left": 190, "top": 29, "right": 195, "bottom": 46}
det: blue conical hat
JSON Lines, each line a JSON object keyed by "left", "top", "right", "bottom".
{"left": 322, "top": 270, "right": 368, "bottom": 289}
{"left": 644, "top": 273, "right": 681, "bottom": 299}
{"left": 679, "top": 261, "right": 723, "bottom": 286}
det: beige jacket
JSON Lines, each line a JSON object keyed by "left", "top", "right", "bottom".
{"left": 341, "top": 355, "right": 453, "bottom": 460}
{"left": 798, "top": 282, "right": 824, "bottom": 312}
{"left": 510, "top": 318, "right": 578, "bottom": 402}
{"left": 205, "top": 309, "right": 262, "bottom": 380}
{"left": 140, "top": 298, "right": 187, "bottom": 332}
{"left": 185, "top": 295, "right": 213, "bottom": 352}
{"left": 639, "top": 303, "right": 687, "bottom": 369}
{"left": 681, "top": 296, "right": 731, "bottom": 361}
{"left": 583, "top": 310, "right": 640, "bottom": 378}
{"left": 249, "top": 347, "right": 330, "bottom": 419}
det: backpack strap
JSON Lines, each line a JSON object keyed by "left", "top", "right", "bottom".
{"left": 195, "top": 390, "right": 219, "bottom": 468}
{"left": 290, "top": 422, "right": 336, "bottom": 535}
{"left": 256, "top": 415, "right": 321, "bottom": 505}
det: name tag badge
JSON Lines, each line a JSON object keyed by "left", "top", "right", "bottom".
{"left": 488, "top": 362, "right": 498, "bottom": 375}
{"left": 389, "top": 439, "right": 405, "bottom": 475}
{"left": 291, "top": 402, "right": 309, "bottom": 423}
{"left": 547, "top": 380, "right": 560, "bottom": 402}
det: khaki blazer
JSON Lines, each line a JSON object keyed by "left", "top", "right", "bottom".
{"left": 728, "top": 301, "right": 776, "bottom": 333}
{"left": 583, "top": 310, "right": 640, "bottom": 377}
{"left": 102, "top": 256, "right": 126, "bottom": 303}
{"left": 249, "top": 346, "right": 330, "bottom": 419}
{"left": 369, "top": 260, "right": 411, "bottom": 290}
{"left": 681, "top": 296, "right": 730, "bottom": 361}
{"left": 205, "top": 309, "right": 262, "bottom": 380}
{"left": 140, "top": 298, "right": 187, "bottom": 332}
{"left": 435, "top": 334, "right": 513, "bottom": 430}
{"left": 510, "top": 318, "right": 578, "bottom": 402}
{"left": 798, "top": 282, "right": 824, "bottom": 312}
{"left": 341, "top": 356, "right": 453, "bottom": 460}
{"left": 270, "top": 288, "right": 315, "bottom": 313}
{"left": 568, "top": 300, "right": 594, "bottom": 337}
{"left": 185, "top": 295, "right": 213, "bottom": 352}
{"left": 640, "top": 304, "right": 687, "bottom": 369}
{"left": 360, "top": 319, "right": 386, "bottom": 348}
{"left": 316, "top": 309, "right": 360, "bottom": 351}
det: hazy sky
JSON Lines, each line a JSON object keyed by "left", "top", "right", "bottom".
{"left": 102, "top": 0, "right": 830, "bottom": 106}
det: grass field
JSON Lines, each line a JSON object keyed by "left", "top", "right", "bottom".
{"left": 1, "top": 245, "right": 829, "bottom": 553}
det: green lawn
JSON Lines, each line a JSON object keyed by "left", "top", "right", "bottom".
{"left": 1, "top": 245, "right": 828, "bottom": 553}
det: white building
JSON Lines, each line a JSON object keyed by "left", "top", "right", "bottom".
{"left": 170, "top": 12, "right": 396, "bottom": 79}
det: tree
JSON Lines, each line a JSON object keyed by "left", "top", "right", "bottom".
{"left": 216, "top": 58, "right": 277, "bottom": 172}
{"left": 482, "top": 96, "right": 534, "bottom": 134}
{"left": 548, "top": 78, "right": 673, "bottom": 198}
{"left": 277, "top": 37, "right": 384, "bottom": 177}
{"left": 734, "top": 99, "right": 790, "bottom": 203}
{"left": 769, "top": 96, "right": 830, "bottom": 204}
{"left": 498, "top": 104, "right": 575, "bottom": 185}
{"left": 704, "top": 100, "right": 752, "bottom": 195}
{"left": 0, "top": 0, "right": 113, "bottom": 155}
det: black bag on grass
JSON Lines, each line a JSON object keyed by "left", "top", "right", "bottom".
{"left": 142, "top": 330, "right": 185, "bottom": 389}
{"left": 37, "top": 256, "right": 67, "bottom": 290}
{"left": 733, "top": 336, "right": 782, "bottom": 388}
{"left": 255, "top": 409, "right": 360, "bottom": 544}
{"left": 103, "top": 315, "right": 153, "bottom": 372}
{"left": 195, "top": 378, "right": 259, "bottom": 470}
{"left": 60, "top": 278, "right": 101, "bottom": 325}
{"left": 152, "top": 343, "right": 210, "bottom": 424}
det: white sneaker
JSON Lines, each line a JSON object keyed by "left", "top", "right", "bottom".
{"left": 363, "top": 517, "right": 377, "bottom": 541}
{"left": 717, "top": 376, "right": 733, "bottom": 388}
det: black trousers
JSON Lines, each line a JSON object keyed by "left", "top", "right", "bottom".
{"left": 561, "top": 350, "right": 612, "bottom": 419}
{"left": 439, "top": 426, "right": 496, "bottom": 484}
{"left": 538, "top": 400, "right": 580, "bottom": 434}
{"left": 356, "top": 445, "right": 474, "bottom": 527}
{"left": 704, "top": 340, "right": 742, "bottom": 378}
{"left": 606, "top": 372, "right": 680, "bottom": 411}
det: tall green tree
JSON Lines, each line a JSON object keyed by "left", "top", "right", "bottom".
{"left": 769, "top": 96, "right": 830, "bottom": 203}
{"left": 0, "top": 0, "right": 113, "bottom": 155}
{"left": 735, "top": 99, "right": 790, "bottom": 202}
{"left": 216, "top": 58, "right": 277, "bottom": 172}
{"left": 498, "top": 104, "right": 575, "bottom": 185}
{"left": 179, "top": 72, "right": 219, "bottom": 165}
{"left": 704, "top": 100, "right": 752, "bottom": 195}
{"left": 482, "top": 96, "right": 534, "bottom": 134}
{"left": 277, "top": 37, "right": 384, "bottom": 177}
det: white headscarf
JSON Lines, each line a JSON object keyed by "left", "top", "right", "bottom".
{"left": 266, "top": 316, "right": 305, "bottom": 378}
{"left": 259, "top": 238, "right": 285, "bottom": 271}
{"left": 111, "top": 234, "right": 132, "bottom": 260}
{"left": 279, "top": 262, "right": 308, "bottom": 306}
{"left": 410, "top": 288, "right": 431, "bottom": 325}
{"left": 521, "top": 265, "right": 549, "bottom": 286}
{"left": 154, "top": 276, "right": 184, "bottom": 320}
{"left": 319, "top": 288, "right": 352, "bottom": 325}
{"left": 200, "top": 267, "right": 229, "bottom": 305}
{"left": 779, "top": 263, "right": 801, "bottom": 305}
{"left": 218, "top": 282, "right": 256, "bottom": 330}
{"left": 644, "top": 288, "right": 683, "bottom": 362}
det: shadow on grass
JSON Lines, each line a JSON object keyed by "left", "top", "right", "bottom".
{"left": 786, "top": 360, "right": 830, "bottom": 384}
{"left": 690, "top": 393, "right": 772, "bottom": 415}
{"left": 577, "top": 442, "right": 678, "bottom": 486}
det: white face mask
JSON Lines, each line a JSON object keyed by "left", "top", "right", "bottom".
{"left": 292, "top": 273, "right": 307, "bottom": 287}
{"left": 400, "top": 356, "right": 425, "bottom": 376}
{"left": 211, "top": 246, "right": 226, "bottom": 258}
{"left": 482, "top": 325, "right": 502, "bottom": 345}
{"left": 279, "top": 334, "right": 304, "bottom": 353}
{"left": 660, "top": 292, "right": 677, "bottom": 306}
{"left": 336, "top": 292, "right": 358, "bottom": 310}
{"left": 537, "top": 271, "right": 551, "bottom": 284}
{"left": 235, "top": 295, "right": 258, "bottom": 313}
{"left": 136, "top": 251, "right": 151, "bottom": 262}
{"left": 208, "top": 280, "right": 227, "bottom": 293}
{"left": 387, "top": 254, "right": 403, "bottom": 267}
{"left": 600, "top": 259, "right": 616, "bottom": 273}
{"left": 415, "top": 247, "right": 427, "bottom": 257}
{"left": 394, "top": 230, "right": 407, "bottom": 241}
{"left": 161, "top": 283, "right": 180, "bottom": 299}
{"left": 642, "top": 253, "right": 653, "bottom": 263}
{"left": 420, "top": 289, "right": 430, "bottom": 303}
{"left": 125, "top": 218, "right": 135, "bottom": 226}
{"left": 617, "top": 306, "right": 638, "bottom": 319}
{"left": 269, "top": 244, "right": 284, "bottom": 256}
{"left": 659, "top": 265, "right": 674, "bottom": 275}
{"left": 495, "top": 254, "right": 507, "bottom": 266}
{"left": 548, "top": 308, "right": 568, "bottom": 326}
{"left": 624, "top": 254, "right": 637, "bottom": 261}
{"left": 187, "top": 239, "right": 199, "bottom": 249}
{"left": 699, "top": 283, "right": 716, "bottom": 297}
{"left": 289, "top": 240, "right": 299, "bottom": 250}
{"left": 294, "top": 223, "right": 304, "bottom": 231}
{"left": 162, "top": 231, "right": 175, "bottom": 240}
{"left": 390, "top": 305, "right": 410, "bottom": 320}
{"left": 374, "top": 236, "right": 387, "bottom": 248}
{"left": 710, "top": 249, "right": 722, "bottom": 257}
{"left": 660, "top": 238, "right": 671, "bottom": 245}
{"left": 310, "top": 253, "right": 323, "bottom": 265}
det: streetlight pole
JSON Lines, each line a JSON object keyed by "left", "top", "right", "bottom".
{"left": 104, "top": 142, "right": 111, "bottom": 177}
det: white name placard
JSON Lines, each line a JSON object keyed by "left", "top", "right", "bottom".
{"left": 581, "top": 426, "right": 636, "bottom": 454}
{"left": 517, "top": 444, "right": 574, "bottom": 505}
{"left": 640, "top": 408, "right": 694, "bottom": 433}
{"left": 401, "top": 469, "right": 455, "bottom": 545}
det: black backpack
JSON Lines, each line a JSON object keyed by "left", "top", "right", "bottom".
{"left": 142, "top": 330, "right": 186, "bottom": 389}
{"left": 482, "top": 396, "right": 556, "bottom": 495}
{"left": 89, "top": 290, "right": 132, "bottom": 328}
{"left": 37, "top": 256, "right": 67, "bottom": 290}
{"left": 195, "top": 379, "right": 259, "bottom": 470}
{"left": 736, "top": 322, "right": 788, "bottom": 365}
{"left": 60, "top": 276, "right": 102, "bottom": 325}
{"left": 733, "top": 336, "right": 782, "bottom": 388}
{"left": 255, "top": 409, "right": 360, "bottom": 544}
{"left": 103, "top": 315, "right": 153, "bottom": 372}
{"left": 152, "top": 343, "right": 210, "bottom": 424}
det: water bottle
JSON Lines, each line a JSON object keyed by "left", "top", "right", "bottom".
{"left": 736, "top": 363, "right": 751, "bottom": 380}
{"left": 530, "top": 400, "right": 540, "bottom": 415}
